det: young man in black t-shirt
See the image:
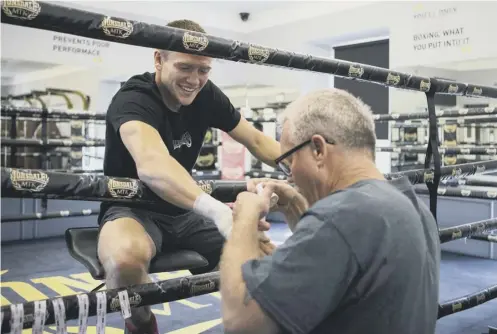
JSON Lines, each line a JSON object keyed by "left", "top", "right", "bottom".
{"left": 97, "top": 20, "right": 281, "bottom": 333}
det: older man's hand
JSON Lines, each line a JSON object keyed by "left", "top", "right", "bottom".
{"left": 233, "top": 191, "right": 278, "bottom": 255}
{"left": 258, "top": 232, "right": 277, "bottom": 256}
{"left": 248, "top": 180, "right": 309, "bottom": 232}
{"left": 233, "top": 191, "right": 270, "bottom": 222}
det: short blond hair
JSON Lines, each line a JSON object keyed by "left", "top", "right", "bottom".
{"left": 279, "top": 88, "right": 376, "bottom": 155}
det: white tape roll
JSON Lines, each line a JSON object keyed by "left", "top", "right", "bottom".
{"left": 32, "top": 300, "right": 47, "bottom": 334}
{"left": 77, "top": 294, "right": 89, "bottom": 334}
{"left": 10, "top": 304, "right": 23, "bottom": 334}
{"left": 118, "top": 290, "right": 132, "bottom": 319}
{"left": 52, "top": 298, "right": 66, "bottom": 334}
{"left": 96, "top": 292, "right": 107, "bottom": 334}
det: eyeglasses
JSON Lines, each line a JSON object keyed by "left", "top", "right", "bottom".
{"left": 274, "top": 138, "right": 334, "bottom": 176}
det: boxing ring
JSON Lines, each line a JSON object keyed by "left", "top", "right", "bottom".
{"left": 2, "top": 1, "right": 497, "bottom": 333}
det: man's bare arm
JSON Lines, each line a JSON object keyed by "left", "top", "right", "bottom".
{"left": 120, "top": 120, "right": 233, "bottom": 235}
{"left": 229, "top": 117, "right": 280, "bottom": 168}
{"left": 121, "top": 120, "right": 204, "bottom": 208}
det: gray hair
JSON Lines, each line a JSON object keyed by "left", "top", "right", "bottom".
{"left": 278, "top": 88, "right": 376, "bottom": 155}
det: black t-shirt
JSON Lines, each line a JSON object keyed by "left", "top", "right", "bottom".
{"left": 100, "top": 72, "right": 241, "bottom": 217}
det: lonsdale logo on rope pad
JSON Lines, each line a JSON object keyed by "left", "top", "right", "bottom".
{"left": 101, "top": 16, "right": 134, "bottom": 39}
{"left": 2, "top": 0, "right": 40, "bottom": 20}
{"left": 197, "top": 181, "right": 213, "bottom": 195}
{"left": 10, "top": 169, "right": 49, "bottom": 192}
{"left": 109, "top": 293, "right": 142, "bottom": 312}
{"left": 182, "top": 32, "right": 209, "bottom": 52}
{"left": 248, "top": 45, "right": 270, "bottom": 63}
{"left": 107, "top": 178, "right": 139, "bottom": 198}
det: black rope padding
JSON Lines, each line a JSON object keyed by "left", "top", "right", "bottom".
{"left": 0, "top": 271, "right": 220, "bottom": 333}
{"left": 442, "top": 177, "right": 497, "bottom": 188}
{"left": 1, "top": 167, "right": 246, "bottom": 204}
{"left": 438, "top": 218, "right": 497, "bottom": 244}
{"left": 391, "top": 118, "right": 497, "bottom": 128}
{"left": 4, "top": 152, "right": 70, "bottom": 157}
{"left": 0, "top": 105, "right": 105, "bottom": 120}
{"left": 47, "top": 169, "right": 103, "bottom": 174}
{"left": 1, "top": 138, "right": 105, "bottom": 148}
{"left": 1, "top": 1, "right": 497, "bottom": 98}
{"left": 415, "top": 186, "right": 497, "bottom": 200}
{"left": 377, "top": 146, "right": 497, "bottom": 155}
{"left": 391, "top": 141, "right": 495, "bottom": 146}
{"left": 438, "top": 285, "right": 497, "bottom": 319}
{"left": 469, "top": 234, "right": 497, "bottom": 242}
{"left": 247, "top": 160, "right": 497, "bottom": 185}
{"left": 442, "top": 116, "right": 497, "bottom": 125}
{"left": 245, "top": 170, "right": 288, "bottom": 180}
{"left": 1, "top": 209, "right": 99, "bottom": 223}
{"left": 374, "top": 107, "right": 497, "bottom": 122}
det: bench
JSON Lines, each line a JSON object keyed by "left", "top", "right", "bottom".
{"left": 65, "top": 227, "right": 209, "bottom": 291}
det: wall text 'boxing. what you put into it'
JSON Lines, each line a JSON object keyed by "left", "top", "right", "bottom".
{"left": 410, "top": 6, "right": 471, "bottom": 53}
{"left": 413, "top": 27, "right": 469, "bottom": 52}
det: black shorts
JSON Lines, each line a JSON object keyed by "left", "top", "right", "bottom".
{"left": 98, "top": 205, "right": 225, "bottom": 274}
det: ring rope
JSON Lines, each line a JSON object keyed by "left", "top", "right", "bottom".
{"left": 1, "top": 209, "right": 99, "bottom": 223}
{"left": 440, "top": 117, "right": 497, "bottom": 125}
{"left": 0, "top": 105, "right": 105, "bottom": 121}
{"left": 392, "top": 121, "right": 497, "bottom": 128}
{"left": 438, "top": 285, "right": 497, "bottom": 319}
{"left": 416, "top": 186, "right": 497, "bottom": 201}
{"left": 391, "top": 141, "right": 496, "bottom": 146}
{"left": 377, "top": 146, "right": 497, "bottom": 155}
{"left": 6, "top": 152, "right": 69, "bottom": 158}
{"left": 1, "top": 138, "right": 105, "bottom": 148}
{"left": 374, "top": 107, "right": 497, "bottom": 122}
{"left": 2, "top": 162, "right": 495, "bottom": 205}
{"left": 1, "top": 167, "right": 246, "bottom": 205}
{"left": 1, "top": 1, "right": 496, "bottom": 98}
{"left": 391, "top": 116, "right": 497, "bottom": 127}
{"left": 443, "top": 177, "right": 497, "bottom": 188}
{"left": 438, "top": 218, "right": 497, "bottom": 243}
{"left": 47, "top": 169, "right": 103, "bottom": 174}
{"left": 0, "top": 271, "right": 220, "bottom": 333}
{"left": 246, "top": 159, "right": 497, "bottom": 184}
{"left": 469, "top": 234, "right": 497, "bottom": 243}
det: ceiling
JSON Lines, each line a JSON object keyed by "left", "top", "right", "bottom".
{"left": 56, "top": 1, "right": 371, "bottom": 34}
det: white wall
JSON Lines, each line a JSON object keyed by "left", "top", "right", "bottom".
{"left": 457, "top": 69, "right": 497, "bottom": 107}
{"left": 389, "top": 2, "right": 497, "bottom": 69}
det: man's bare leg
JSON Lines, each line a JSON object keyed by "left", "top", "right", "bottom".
{"left": 98, "top": 217, "right": 156, "bottom": 327}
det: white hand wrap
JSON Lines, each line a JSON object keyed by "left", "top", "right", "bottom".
{"left": 256, "top": 183, "right": 279, "bottom": 208}
{"left": 193, "top": 193, "right": 232, "bottom": 238}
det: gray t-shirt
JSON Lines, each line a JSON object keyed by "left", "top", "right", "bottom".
{"left": 242, "top": 177, "right": 441, "bottom": 334}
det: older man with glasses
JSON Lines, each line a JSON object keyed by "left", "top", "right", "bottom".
{"left": 219, "top": 88, "right": 441, "bottom": 334}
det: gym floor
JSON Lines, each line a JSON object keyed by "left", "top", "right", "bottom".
{"left": 1, "top": 223, "right": 496, "bottom": 334}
